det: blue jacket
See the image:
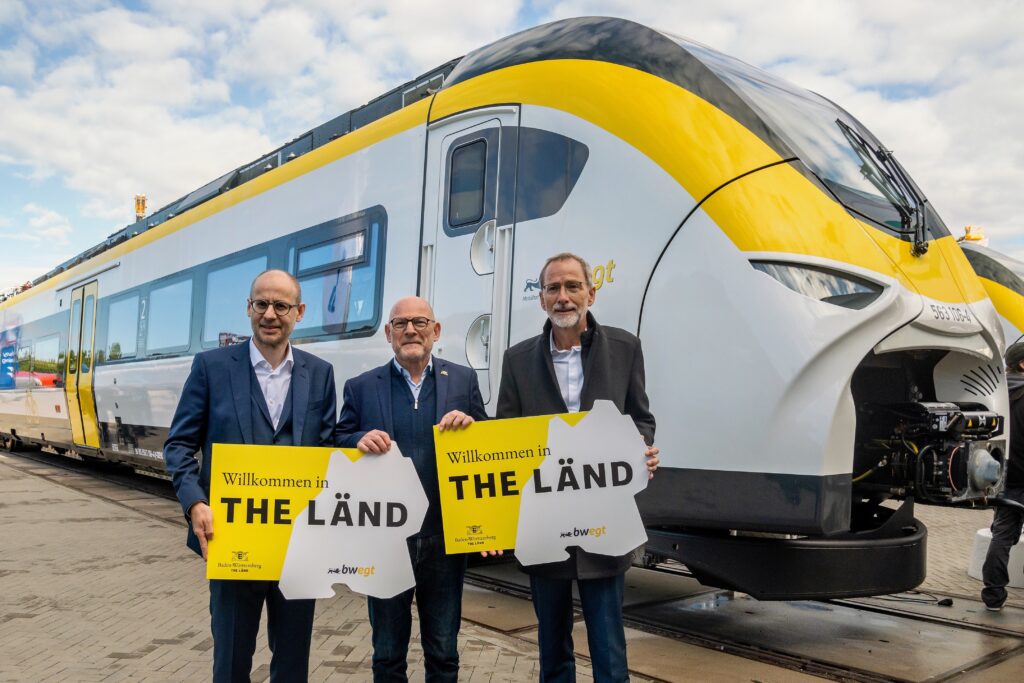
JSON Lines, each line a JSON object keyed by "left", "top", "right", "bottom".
{"left": 163, "top": 342, "right": 337, "bottom": 554}
{"left": 335, "top": 356, "right": 487, "bottom": 446}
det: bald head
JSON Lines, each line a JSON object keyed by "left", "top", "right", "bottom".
{"left": 385, "top": 296, "right": 440, "bottom": 374}
{"left": 389, "top": 296, "right": 434, "bottom": 322}
{"left": 250, "top": 269, "right": 301, "bottom": 302}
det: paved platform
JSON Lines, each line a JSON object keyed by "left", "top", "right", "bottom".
{"left": 1, "top": 451, "right": 1021, "bottom": 682}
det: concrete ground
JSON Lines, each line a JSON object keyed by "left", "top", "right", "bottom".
{"left": 1, "top": 450, "right": 1021, "bottom": 682}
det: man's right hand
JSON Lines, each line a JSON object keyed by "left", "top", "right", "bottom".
{"left": 189, "top": 502, "right": 214, "bottom": 560}
{"left": 357, "top": 429, "right": 392, "bottom": 454}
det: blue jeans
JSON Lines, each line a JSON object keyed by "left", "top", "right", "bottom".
{"left": 209, "top": 579, "right": 315, "bottom": 683}
{"left": 367, "top": 534, "right": 467, "bottom": 682}
{"left": 530, "top": 574, "right": 628, "bottom": 682}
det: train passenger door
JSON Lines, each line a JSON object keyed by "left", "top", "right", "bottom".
{"left": 421, "top": 107, "right": 518, "bottom": 405}
{"left": 64, "top": 281, "right": 101, "bottom": 449}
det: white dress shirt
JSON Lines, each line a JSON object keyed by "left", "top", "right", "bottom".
{"left": 249, "top": 340, "right": 294, "bottom": 430}
{"left": 549, "top": 332, "right": 583, "bottom": 413}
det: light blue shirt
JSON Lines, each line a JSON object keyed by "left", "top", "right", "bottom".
{"left": 549, "top": 333, "right": 583, "bottom": 413}
{"left": 393, "top": 357, "right": 433, "bottom": 401}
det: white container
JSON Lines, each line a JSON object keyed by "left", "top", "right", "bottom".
{"left": 967, "top": 527, "right": 1024, "bottom": 587}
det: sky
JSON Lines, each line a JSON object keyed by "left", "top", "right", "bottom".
{"left": 1, "top": 0, "right": 1022, "bottom": 292}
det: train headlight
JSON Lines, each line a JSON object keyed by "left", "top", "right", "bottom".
{"left": 751, "top": 261, "right": 883, "bottom": 310}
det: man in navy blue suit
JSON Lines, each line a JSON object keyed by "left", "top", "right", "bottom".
{"left": 336, "top": 296, "right": 487, "bottom": 682}
{"left": 164, "top": 269, "right": 337, "bottom": 683}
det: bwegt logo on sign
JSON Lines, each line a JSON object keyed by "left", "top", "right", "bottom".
{"left": 560, "top": 526, "right": 607, "bottom": 539}
{"left": 328, "top": 565, "right": 376, "bottom": 577}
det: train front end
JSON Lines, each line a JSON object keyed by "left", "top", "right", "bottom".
{"left": 636, "top": 29, "right": 1009, "bottom": 598}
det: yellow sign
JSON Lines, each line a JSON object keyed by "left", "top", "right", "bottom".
{"left": 434, "top": 412, "right": 587, "bottom": 553}
{"left": 207, "top": 444, "right": 343, "bottom": 581}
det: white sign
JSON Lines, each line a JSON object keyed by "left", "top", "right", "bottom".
{"left": 514, "top": 401, "right": 650, "bottom": 566}
{"left": 278, "top": 447, "right": 428, "bottom": 599}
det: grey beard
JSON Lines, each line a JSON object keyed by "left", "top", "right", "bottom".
{"left": 550, "top": 307, "right": 584, "bottom": 329}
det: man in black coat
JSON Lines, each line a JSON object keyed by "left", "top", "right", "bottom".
{"left": 497, "top": 252, "right": 658, "bottom": 682}
{"left": 982, "top": 340, "right": 1024, "bottom": 610}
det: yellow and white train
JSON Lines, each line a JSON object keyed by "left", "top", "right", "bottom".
{"left": 1, "top": 17, "right": 1016, "bottom": 598}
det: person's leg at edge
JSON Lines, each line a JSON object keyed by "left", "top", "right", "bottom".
{"left": 530, "top": 574, "right": 577, "bottom": 683}
{"left": 413, "top": 535, "right": 467, "bottom": 683}
{"left": 982, "top": 487, "right": 1024, "bottom": 609}
{"left": 265, "top": 583, "right": 316, "bottom": 683}
{"left": 578, "top": 574, "right": 628, "bottom": 683}
{"left": 209, "top": 579, "right": 267, "bottom": 683}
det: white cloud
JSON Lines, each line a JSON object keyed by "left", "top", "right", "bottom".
{"left": 0, "top": 0, "right": 1020, "bottom": 276}
{"left": 221, "top": 7, "right": 327, "bottom": 82}
{"left": 23, "top": 203, "right": 73, "bottom": 244}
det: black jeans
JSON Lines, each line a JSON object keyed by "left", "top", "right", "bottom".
{"left": 367, "top": 534, "right": 467, "bottom": 682}
{"left": 981, "top": 486, "right": 1024, "bottom": 608}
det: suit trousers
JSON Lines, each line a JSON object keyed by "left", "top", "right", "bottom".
{"left": 530, "top": 573, "right": 628, "bottom": 683}
{"left": 209, "top": 579, "right": 316, "bottom": 683}
{"left": 982, "top": 486, "right": 1024, "bottom": 608}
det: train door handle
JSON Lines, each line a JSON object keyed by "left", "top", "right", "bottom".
{"left": 466, "top": 314, "right": 491, "bottom": 369}
{"left": 470, "top": 220, "right": 497, "bottom": 275}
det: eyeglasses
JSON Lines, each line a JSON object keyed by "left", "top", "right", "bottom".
{"left": 389, "top": 317, "right": 434, "bottom": 331}
{"left": 249, "top": 299, "right": 300, "bottom": 315}
{"left": 542, "top": 281, "right": 586, "bottom": 296}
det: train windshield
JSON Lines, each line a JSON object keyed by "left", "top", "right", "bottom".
{"left": 669, "top": 34, "right": 950, "bottom": 242}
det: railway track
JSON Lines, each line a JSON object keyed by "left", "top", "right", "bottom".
{"left": 5, "top": 446, "right": 1023, "bottom": 682}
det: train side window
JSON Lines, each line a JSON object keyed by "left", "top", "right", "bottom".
{"left": 33, "top": 335, "right": 62, "bottom": 387}
{"left": 292, "top": 208, "right": 386, "bottom": 339}
{"left": 106, "top": 295, "right": 139, "bottom": 360}
{"left": 203, "top": 255, "right": 267, "bottom": 347}
{"left": 147, "top": 277, "right": 193, "bottom": 354}
{"left": 448, "top": 140, "right": 486, "bottom": 227}
{"left": 16, "top": 344, "right": 31, "bottom": 388}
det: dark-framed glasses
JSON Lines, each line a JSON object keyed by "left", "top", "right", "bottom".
{"left": 390, "top": 317, "right": 433, "bottom": 331}
{"left": 249, "top": 299, "right": 300, "bottom": 315}
{"left": 542, "top": 280, "right": 586, "bottom": 296}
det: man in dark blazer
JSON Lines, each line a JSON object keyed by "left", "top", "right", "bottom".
{"left": 164, "top": 269, "right": 337, "bottom": 683}
{"left": 497, "top": 253, "right": 658, "bottom": 683}
{"left": 336, "top": 295, "right": 487, "bottom": 683}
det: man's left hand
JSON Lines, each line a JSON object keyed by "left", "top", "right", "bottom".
{"left": 438, "top": 410, "right": 474, "bottom": 431}
{"left": 645, "top": 445, "right": 660, "bottom": 480}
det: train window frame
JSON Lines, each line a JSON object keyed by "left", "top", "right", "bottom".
{"left": 103, "top": 292, "right": 141, "bottom": 362}
{"left": 448, "top": 139, "right": 487, "bottom": 227}
{"left": 296, "top": 232, "right": 366, "bottom": 276}
{"left": 32, "top": 334, "right": 62, "bottom": 387}
{"left": 287, "top": 205, "right": 388, "bottom": 342}
{"left": 201, "top": 251, "right": 269, "bottom": 349}
{"left": 442, "top": 128, "right": 499, "bottom": 237}
{"left": 145, "top": 275, "right": 194, "bottom": 357}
